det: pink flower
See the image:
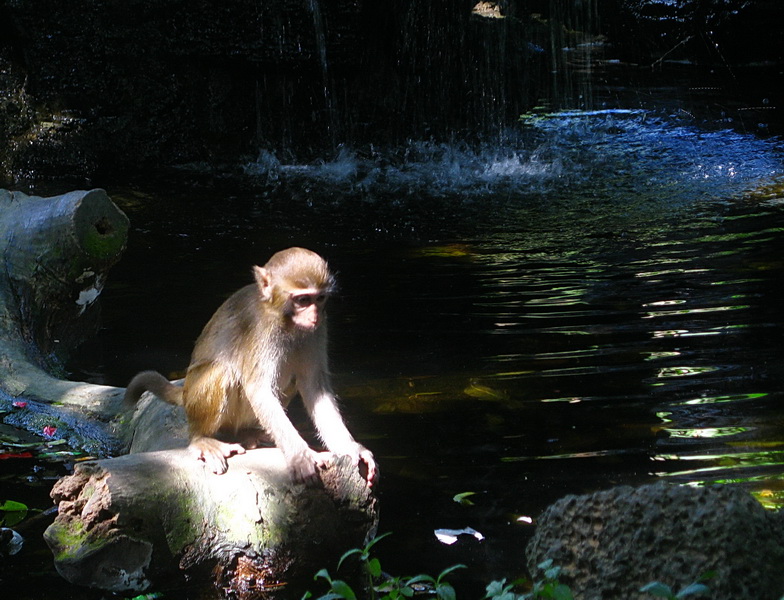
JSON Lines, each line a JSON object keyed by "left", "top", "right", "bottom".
{"left": 42, "top": 425, "right": 57, "bottom": 438}
{"left": 12, "top": 401, "right": 27, "bottom": 408}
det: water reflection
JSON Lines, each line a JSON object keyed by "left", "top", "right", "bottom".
{"left": 72, "top": 110, "right": 784, "bottom": 590}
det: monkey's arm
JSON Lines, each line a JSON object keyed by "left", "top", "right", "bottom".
{"left": 299, "top": 377, "right": 377, "bottom": 487}
{"left": 245, "top": 379, "right": 322, "bottom": 486}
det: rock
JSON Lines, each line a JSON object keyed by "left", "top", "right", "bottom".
{"left": 526, "top": 481, "right": 784, "bottom": 600}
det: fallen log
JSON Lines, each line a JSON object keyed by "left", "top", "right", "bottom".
{"left": 40, "top": 389, "right": 379, "bottom": 598}
{"left": 0, "top": 188, "right": 380, "bottom": 598}
{"left": 45, "top": 447, "right": 379, "bottom": 597}
{"left": 0, "top": 188, "right": 129, "bottom": 453}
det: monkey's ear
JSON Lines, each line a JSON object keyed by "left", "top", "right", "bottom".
{"left": 253, "top": 266, "right": 273, "bottom": 301}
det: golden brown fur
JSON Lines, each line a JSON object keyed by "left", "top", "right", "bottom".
{"left": 124, "top": 247, "right": 376, "bottom": 486}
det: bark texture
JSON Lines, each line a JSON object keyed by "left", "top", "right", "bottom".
{"left": 45, "top": 448, "right": 378, "bottom": 597}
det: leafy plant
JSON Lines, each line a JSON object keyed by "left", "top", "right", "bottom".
{"left": 484, "top": 578, "right": 527, "bottom": 600}
{"left": 305, "top": 537, "right": 580, "bottom": 600}
{"left": 640, "top": 572, "right": 715, "bottom": 599}
{"left": 522, "top": 560, "right": 574, "bottom": 600}
{"left": 303, "top": 533, "right": 465, "bottom": 600}
{"left": 483, "top": 560, "right": 573, "bottom": 600}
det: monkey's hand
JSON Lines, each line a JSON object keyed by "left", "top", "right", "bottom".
{"left": 338, "top": 443, "right": 377, "bottom": 487}
{"left": 358, "top": 446, "right": 378, "bottom": 487}
{"left": 285, "top": 447, "right": 322, "bottom": 486}
{"left": 190, "top": 436, "right": 246, "bottom": 475}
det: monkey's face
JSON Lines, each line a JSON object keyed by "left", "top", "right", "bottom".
{"left": 288, "top": 290, "right": 328, "bottom": 331}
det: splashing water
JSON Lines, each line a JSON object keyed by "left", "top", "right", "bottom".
{"left": 243, "top": 109, "right": 783, "bottom": 204}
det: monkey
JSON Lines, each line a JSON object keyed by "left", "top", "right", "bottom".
{"left": 125, "top": 247, "right": 377, "bottom": 487}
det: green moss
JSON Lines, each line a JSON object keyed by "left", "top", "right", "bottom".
{"left": 80, "top": 482, "right": 96, "bottom": 501}
{"left": 46, "top": 519, "right": 97, "bottom": 561}
{"left": 80, "top": 216, "right": 129, "bottom": 261}
{"left": 164, "top": 495, "right": 201, "bottom": 553}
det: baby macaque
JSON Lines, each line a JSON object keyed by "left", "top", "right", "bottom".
{"left": 125, "top": 247, "right": 376, "bottom": 486}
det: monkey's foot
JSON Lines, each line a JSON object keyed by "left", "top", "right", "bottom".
{"left": 243, "top": 431, "right": 273, "bottom": 449}
{"left": 189, "top": 436, "right": 246, "bottom": 474}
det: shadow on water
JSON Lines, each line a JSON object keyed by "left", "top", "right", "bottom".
{"left": 62, "top": 110, "right": 784, "bottom": 593}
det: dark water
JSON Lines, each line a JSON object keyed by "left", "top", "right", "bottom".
{"left": 81, "top": 111, "right": 784, "bottom": 591}
{"left": 4, "top": 108, "right": 784, "bottom": 597}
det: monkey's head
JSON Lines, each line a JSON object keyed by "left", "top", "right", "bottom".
{"left": 253, "top": 247, "right": 337, "bottom": 331}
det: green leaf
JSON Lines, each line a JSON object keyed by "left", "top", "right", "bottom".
{"left": 676, "top": 583, "right": 710, "bottom": 598}
{"left": 367, "top": 557, "right": 382, "bottom": 578}
{"left": 0, "top": 500, "right": 28, "bottom": 512}
{"left": 539, "top": 581, "right": 557, "bottom": 598}
{"left": 485, "top": 579, "right": 510, "bottom": 597}
{"left": 330, "top": 579, "right": 357, "bottom": 600}
{"left": 0, "top": 500, "right": 28, "bottom": 526}
{"left": 314, "top": 568, "right": 332, "bottom": 582}
{"left": 453, "top": 491, "right": 476, "bottom": 506}
{"left": 365, "top": 531, "right": 393, "bottom": 551}
{"left": 553, "top": 583, "right": 574, "bottom": 600}
{"left": 437, "top": 564, "right": 467, "bottom": 582}
{"left": 406, "top": 574, "right": 436, "bottom": 586}
{"left": 640, "top": 582, "right": 675, "bottom": 598}
{"left": 337, "top": 548, "right": 364, "bottom": 570}
{"left": 436, "top": 583, "right": 457, "bottom": 600}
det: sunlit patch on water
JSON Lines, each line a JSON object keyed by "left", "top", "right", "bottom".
{"left": 663, "top": 426, "right": 749, "bottom": 439}
{"left": 674, "top": 392, "right": 770, "bottom": 406}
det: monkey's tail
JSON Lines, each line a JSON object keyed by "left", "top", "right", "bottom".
{"left": 124, "top": 370, "right": 184, "bottom": 406}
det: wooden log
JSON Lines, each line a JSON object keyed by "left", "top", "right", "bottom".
{"left": 44, "top": 447, "right": 379, "bottom": 597}
{"left": 0, "top": 188, "right": 129, "bottom": 453}
{"left": 0, "top": 188, "right": 129, "bottom": 363}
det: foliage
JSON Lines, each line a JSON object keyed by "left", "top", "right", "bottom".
{"left": 302, "top": 533, "right": 465, "bottom": 600}
{"left": 484, "top": 560, "right": 573, "bottom": 600}
{"left": 304, "top": 535, "right": 580, "bottom": 600}
{"left": 640, "top": 572, "right": 715, "bottom": 599}
{"left": 452, "top": 491, "right": 477, "bottom": 506}
{"left": 0, "top": 499, "right": 28, "bottom": 527}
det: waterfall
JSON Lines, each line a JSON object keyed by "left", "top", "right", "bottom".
{"left": 307, "top": 0, "right": 339, "bottom": 150}
{"left": 250, "top": 0, "right": 603, "bottom": 162}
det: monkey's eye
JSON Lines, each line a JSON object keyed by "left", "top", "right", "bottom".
{"left": 292, "top": 293, "right": 327, "bottom": 307}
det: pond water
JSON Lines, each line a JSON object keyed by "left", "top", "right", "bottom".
{"left": 4, "top": 86, "right": 784, "bottom": 598}
{"left": 83, "top": 108, "right": 784, "bottom": 592}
